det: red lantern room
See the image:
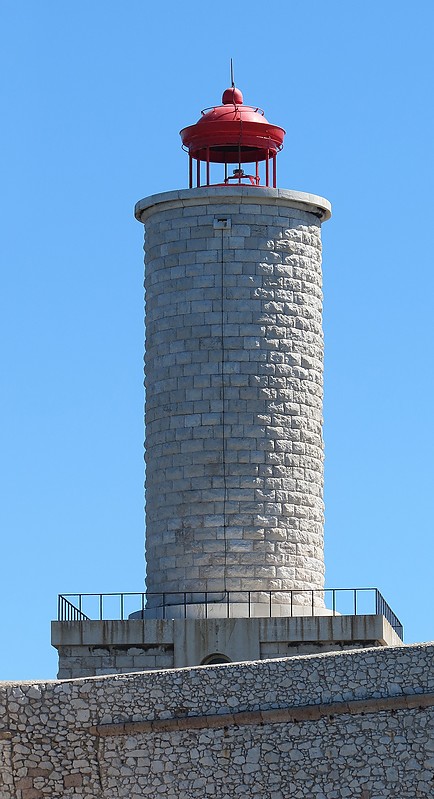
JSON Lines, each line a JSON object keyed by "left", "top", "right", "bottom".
{"left": 180, "top": 85, "right": 285, "bottom": 189}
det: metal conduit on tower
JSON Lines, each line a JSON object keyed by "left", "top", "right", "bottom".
{"left": 135, "top": 80, "right": 331, "bottom": 619}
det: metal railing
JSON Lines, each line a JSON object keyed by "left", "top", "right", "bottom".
{"left": 58, "top": 594, "right": 90, "bottom": 622}
{"left": 57, "top": 588, "right": 403, "bottom": 639}
{"left": 375, "top": 591, "right": 403, "bottom": 639}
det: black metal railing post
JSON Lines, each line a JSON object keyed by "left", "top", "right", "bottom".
{"left": 375, "top": 588, "right": 380, "bottom": 615}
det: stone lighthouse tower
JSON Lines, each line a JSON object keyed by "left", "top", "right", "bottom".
{"left": 135, "top": 83, "right": 331, "bottom": 621}
{"left": 52, "top": 81, "right": 403, "bottom": 677}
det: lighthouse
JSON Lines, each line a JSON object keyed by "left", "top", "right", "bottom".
{"left": 52, "top": 81, "right": 403, "bottom": 678}
{"left": 135, "top": 82, "right": 331, "bottom": 619}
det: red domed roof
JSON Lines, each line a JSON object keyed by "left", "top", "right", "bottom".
{"left": 222, "top": 86, "right": 243, "bottom": 105}
{"left": 180, "top": 86, "right": 285, "bottom": 165}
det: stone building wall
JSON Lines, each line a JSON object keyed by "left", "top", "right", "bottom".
{"left": 1, "top": 641, "right": 434, "bottom": 798}
{"left": 135, "top": 187, "right": 331, "bottom": 604}
{"left": 52, "top": 614, "right": 402, "bottom": 678}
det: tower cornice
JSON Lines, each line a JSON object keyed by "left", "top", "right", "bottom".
{"left": 135, "top": 186, "right": 332, "bottom": 224}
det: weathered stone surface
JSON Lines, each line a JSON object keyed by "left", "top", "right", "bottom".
{"left": 1, "top": 642, "right": 434, "bottom": 798}
{"left": 139, "top": 188, "right": 329, "bottom": 603}
{"left": 52, "top": 614, "right": 402, "bottom": 677}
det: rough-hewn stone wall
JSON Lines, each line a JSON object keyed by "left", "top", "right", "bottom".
{"left": 136, "top": 187, "right": 330, "bottom": 603}
{"left": 1, "top": 642, "right": 433, "bottom": 798}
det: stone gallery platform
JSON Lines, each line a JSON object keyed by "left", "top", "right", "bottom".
{"left": 52, "top": 588, "right": 403, "bottom": 678}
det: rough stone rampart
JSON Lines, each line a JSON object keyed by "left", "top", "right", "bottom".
{"left": 1, "top": 642, "right": 434, "bottom": 797}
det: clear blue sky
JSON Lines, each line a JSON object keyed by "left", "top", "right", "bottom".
{"left": 1, "top": 1, "right": 433, "bottom": 680}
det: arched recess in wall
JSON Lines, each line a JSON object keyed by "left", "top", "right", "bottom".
{"left": 201, "top": 653, "right": 232, "bottom": 665}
